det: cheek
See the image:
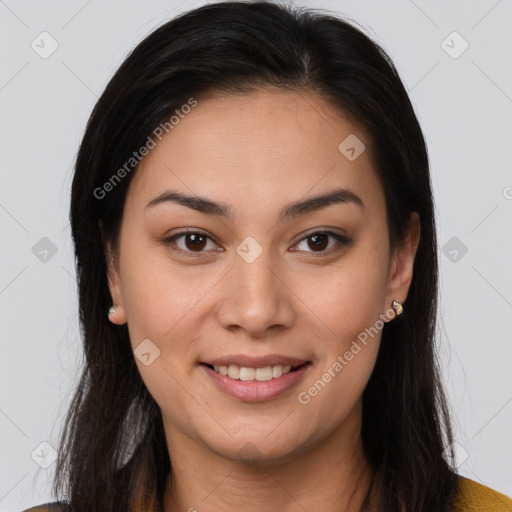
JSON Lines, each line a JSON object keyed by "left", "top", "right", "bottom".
{"left": 119, "top": 250, "right": 203, "bottom": 417}
{"left": 299, "top": 346, "right": 377, "bottom": 437}
{"left": 120, "top": 245, "right": 220, "bottom": 340}
{"left": 294, "top": 249, "right": 387, "bottom": 404}
{"left": 297, "top": 274, "right": 384, "bottom": 426}
{"left": 299, "top": 256, "right": 387, "bottom": 344}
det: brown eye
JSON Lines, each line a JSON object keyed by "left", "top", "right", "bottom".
{"left": 307, "top": 233, "right": 329, "bottom": 251}
{"left": 293, "top": 231, "right": 352, "bottom": 255}
{"left": 164, "top": 230, "right": 220, "bottom": 254}
{"left": 181, "top": 232, "right": 207, "bottom": 251}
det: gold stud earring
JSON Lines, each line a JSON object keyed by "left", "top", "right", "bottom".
{"left": 391, "top": 300, "right": 403, "bottom": 316}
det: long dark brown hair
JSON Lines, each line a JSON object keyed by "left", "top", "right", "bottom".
{"left": 52, "top": 1, "right": 460, "bottom": 510}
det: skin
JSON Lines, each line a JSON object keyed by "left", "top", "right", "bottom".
{"left": 106, "top": 88, "right": 420, "bottom": 512}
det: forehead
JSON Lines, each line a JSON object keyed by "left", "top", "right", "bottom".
{"left": 125, "top": 89, "right": 384, "bottom": 219}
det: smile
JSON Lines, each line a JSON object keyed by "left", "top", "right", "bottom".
{"left": 200, "top": 362, "right": 311, "bottom": 402}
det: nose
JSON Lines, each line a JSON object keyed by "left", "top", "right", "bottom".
{"left": 215, "top": 247, "right": 296, "bottom": 337}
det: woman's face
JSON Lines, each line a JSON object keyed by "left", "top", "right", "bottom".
{"left": 107, "top": 89, "right": 419, "bottom": 463}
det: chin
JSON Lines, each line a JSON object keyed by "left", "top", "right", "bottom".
{"left": 202, "top": 429, "right": 312, "bottom": 466}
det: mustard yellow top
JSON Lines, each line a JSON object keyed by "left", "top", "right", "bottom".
{"left": 452, "top": 477, "right": 512, "bottom": 511}
{"left": 22, "top": 476, "right": 512, "bottom": 511}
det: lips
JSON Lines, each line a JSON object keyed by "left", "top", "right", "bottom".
{"left": 201, "top": 360, "right": 312, "bottom": 401}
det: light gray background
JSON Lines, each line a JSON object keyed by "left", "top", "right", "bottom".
{"left": 1, "top": 0, "right": 511, "bottom": 510}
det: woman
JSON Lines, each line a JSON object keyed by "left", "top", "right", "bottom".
{"left": 24, "top": 1, "right": 512, "bottom": 511}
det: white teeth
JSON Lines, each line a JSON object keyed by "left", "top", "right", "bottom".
{"left": 255, "top": 367, "right": 273, "bottom": 381}
{"left": 227, "top": 365, "right": 239, "bottom": 379}
{"left": 239, "top": 367, "right": 255, "bottom": 381}
{"left": 272, "top": 365, "right": 283, "bottom": 378}
{"left": 210, "top": 363, "right": 298, "bottom": 381}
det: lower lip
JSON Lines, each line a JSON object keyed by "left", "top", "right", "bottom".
{"left": 200, "top": 363, "right": 311, "bottom": 402}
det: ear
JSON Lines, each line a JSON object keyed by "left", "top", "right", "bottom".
{"left": 383, "top": 211, "right": 421, "bottom": 321}
{"left": 101, "top": 222, "right": 127, "bottom": 325}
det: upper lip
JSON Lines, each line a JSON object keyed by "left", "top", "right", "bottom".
{"left": 201, "top": 354, "right": 310, "bottom": 368}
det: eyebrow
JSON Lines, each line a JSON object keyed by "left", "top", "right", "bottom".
{"left": 144, "top": 187, "right": 364, "bottom": 222}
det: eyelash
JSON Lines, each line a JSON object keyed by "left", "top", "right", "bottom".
{"left": 163, "top": 229, "right": 352, "bottom": 257}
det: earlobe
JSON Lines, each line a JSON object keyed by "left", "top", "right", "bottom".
{"left": 104, "top": 236, "right": 127, "bottom": 325}
{"left": 106, "top": 269, "right": 127, "bottom": 325}
{"left": 107, "top": 303, "right": 126, "bottom": 325}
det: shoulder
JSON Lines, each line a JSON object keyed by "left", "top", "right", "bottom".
{"left": 21, "top": 502, "right": 71, "bottom": 512}
{"left": 453, "top": 476, "right": 512, "bottom": 511}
